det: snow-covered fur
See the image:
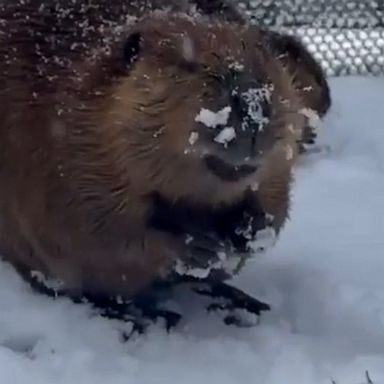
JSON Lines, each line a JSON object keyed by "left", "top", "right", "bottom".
{"left": 0, "top": 0, "right": 305, "bottom": 300}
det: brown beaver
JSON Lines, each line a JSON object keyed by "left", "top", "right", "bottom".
{"left": 0, "top": 0, "right": 305, "bottom": 325}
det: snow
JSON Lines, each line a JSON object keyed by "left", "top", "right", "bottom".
{"left": 195, "top": 106, "right": 232, "bottom": 128}
{"left": 174, "top": 253, "right": 241, "bottom": 279}
{"left": 247, "top": 226, "right": 277, "bottom": 253}
{"left": 214, "top": 126, "right": 236, "bottom": 146}
{"left": 188, "top": 131, "right": 199, "bottom": 146}
{"left": 240, "top": 86, "right": 272, "bottom": 131}
{"left": 228, "top": 61, "right": 245, "bottom": 72}
{"left": 300, "top": 107, "right": 322, "bottom": 130}
{"left": 285, "top": 143, "right": 295, "bottom": 160}
{"left": 1, "top": 77, "right": 384, "bottom": 383}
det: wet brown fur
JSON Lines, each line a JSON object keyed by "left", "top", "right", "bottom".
{"left": 0, "top": 1, "right": 305, "bottom": 299}
{"left": 262, "top": 30, "right": 331, "bottom": 117}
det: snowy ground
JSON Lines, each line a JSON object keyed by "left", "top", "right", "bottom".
{"left": 0, "top": 77, "right": 384, "bottom": 384}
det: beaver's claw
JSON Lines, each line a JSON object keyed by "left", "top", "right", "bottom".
{"left": 190, "top": 280, "right": 270, "bottom": 327}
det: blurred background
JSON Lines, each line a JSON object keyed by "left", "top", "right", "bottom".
{"left": 236, "top": 0, "right": 384, "bottom": 76}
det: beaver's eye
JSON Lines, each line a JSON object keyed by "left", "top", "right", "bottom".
{"left": 208, "top": 72, "right": 225, "bottom": 83}
{"left": 122, "top": 32, "right": 142, "bottom": 66}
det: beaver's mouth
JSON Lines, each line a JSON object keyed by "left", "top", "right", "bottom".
{"left": 203, "top": 155, "right": 257, "bottom": 182}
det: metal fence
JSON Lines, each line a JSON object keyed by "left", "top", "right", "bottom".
{"left": 237, "top": 0, "right": 384, "bottom": 76}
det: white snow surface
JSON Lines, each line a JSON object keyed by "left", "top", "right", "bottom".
{"left": 1, "top": 77, "right": 384, "bottom": 383}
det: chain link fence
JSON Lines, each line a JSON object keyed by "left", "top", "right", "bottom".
{"left": 237, "top": 0, "right": 384, "bottom": 76}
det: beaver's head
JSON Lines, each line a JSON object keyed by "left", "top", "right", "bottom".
{"left": 76, "top": 14, "right": 303, "bottom": 207}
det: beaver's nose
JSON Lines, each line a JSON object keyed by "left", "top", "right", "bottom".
{"left": 203, "top": 83, "right": 272, "bottom": 182}
{"left": 204, "top": 154, "right": 257, "bottom": 182}
{"left": 222, "top": 86, "right": 271, "bottom": 159}
{"left": 229, "top": 85, "right": 271, "bottom": 132}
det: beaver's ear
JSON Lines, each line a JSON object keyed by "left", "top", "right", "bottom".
{"left": 122, "top": 32, "right": 142, "bottom": 66}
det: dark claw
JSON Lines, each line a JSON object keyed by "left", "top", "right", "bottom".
{"left": 26, "top": 271, "right": 182, "bottom": 336}
{"left": 180, "top": 278, "right": 271, "bottom": 327}
{"left": 86, "top": 296, "right": 183, "bottom": 337}
{"left": 186, "top": 233, "right": 225, "bottom": 254}
{"left": 185, "top": 234, "right": 226, "bottom": 268}
{"left": 122, "top": 289, "right": 183, "bottom": 333}
{"left": 193, "top": 281, "right": 270, "bottom": 316}
{"left": 134, "top": 305, "right": 182, "bottom": 332}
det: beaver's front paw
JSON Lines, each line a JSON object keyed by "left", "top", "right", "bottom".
{"left": 234, "top": 191, "right": 278, "bottom": 255}
{"left": 173, "top": 231, "right": 242, "bottom": 281}
{"left": 192, "top": 280, "right": 270, "bottom": 327}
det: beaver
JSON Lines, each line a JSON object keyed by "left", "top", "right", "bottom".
{"left": 0, "top": 0, "right": 306, "bottom": 325}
